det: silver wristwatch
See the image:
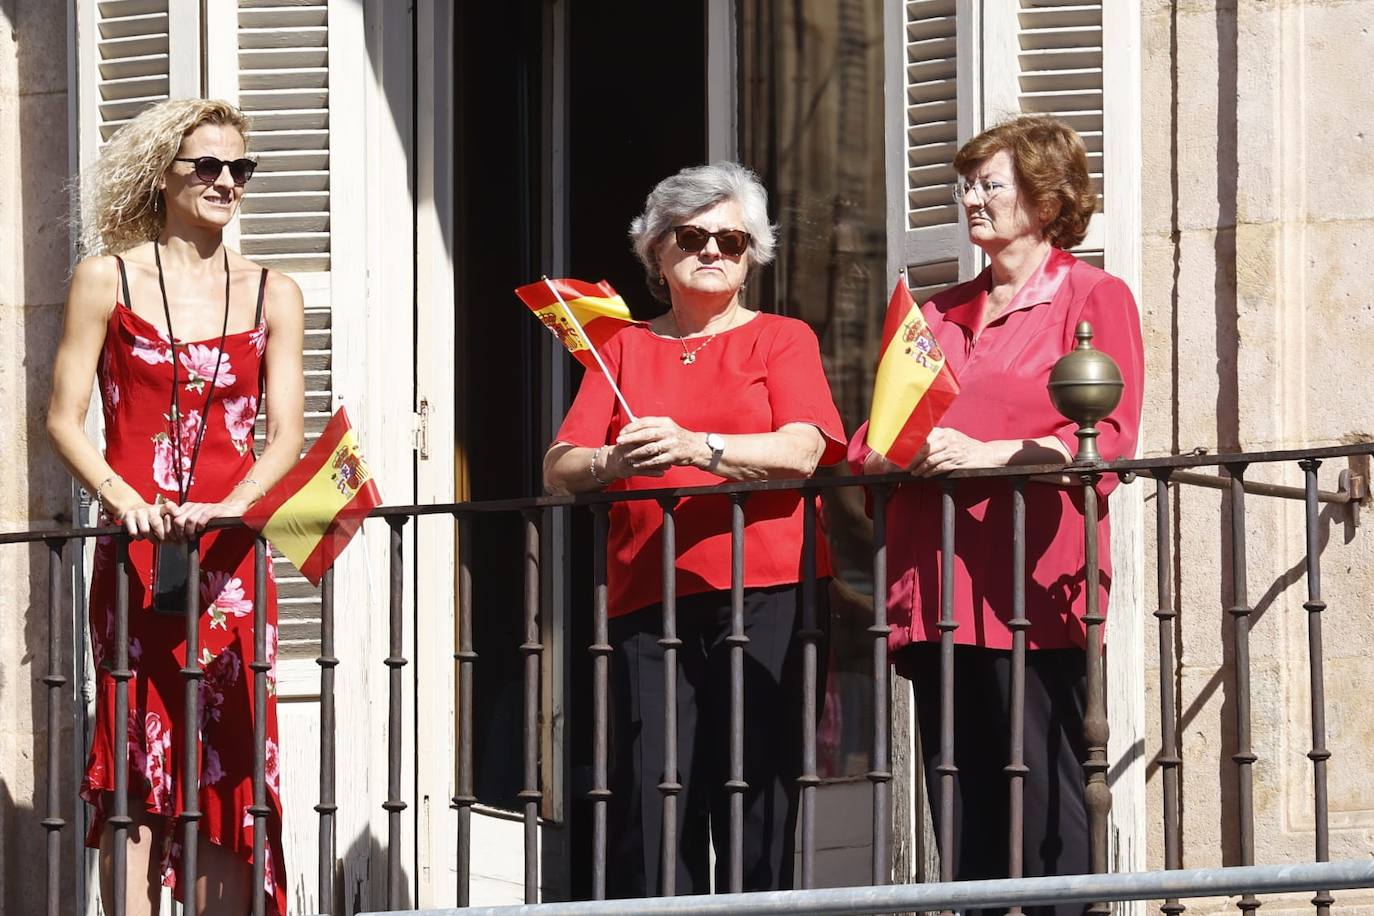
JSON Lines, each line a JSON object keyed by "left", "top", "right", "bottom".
{"left": 705, "top": 432, "right": 725, "bottom": 471}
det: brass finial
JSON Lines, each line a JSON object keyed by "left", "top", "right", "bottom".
{"left": 1047, "top": 321, "right": 1124, "bottom": 465}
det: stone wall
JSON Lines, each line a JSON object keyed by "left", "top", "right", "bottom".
{"left": 0, "top": 0, "right": 80, "bottom": 912}
{"left": 1139, "top": 1, "right": 1374, "bottom": 912}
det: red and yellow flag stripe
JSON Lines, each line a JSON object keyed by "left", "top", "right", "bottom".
{"left": 513, "top": 278, "right": 635, "bottom": 369}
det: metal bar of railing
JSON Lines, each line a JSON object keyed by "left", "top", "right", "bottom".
{"left": 411, "top": 859, "right": 1374, "bottom": 916}
{"left": 386, "top": 517, "right": 408, "bottom": 910}
{"left": 727, "top": 494, "right": 748, "bottom": 894}
{"left": 936, "top": 481, "right": 956, "bottom": 889}
{"left": 868, "top": 485, "right": 891, "bottom": 888}
{"left": 657, "top": 498, "right": 680, "bottom": 896}
{"left": 798, "top": 493, "right": 820, "bottom": 890}
{"left": 181, "top": 541, "right": 204, "bottom": 902}
{"left": 1300, "top": 458, "right": 1334, "bottom": 916}
{"left": 318, "top": 566, "right": 338, "bottom": 915}
{"left": 1080, "top": 471, "right": 1110, "bottom": 916}
{"left": 1152, "top": 470, "right": 1185, "bottom": 916}
{"left": 1168, "top": 469, "right": 1355, "bottom": 505}
{"left": 43, "top": 538, "right": 66, "bottom": 916}
{"left": 111, "top": 538, "right": 131, "bottom": 916}
{"left": 589, "top": 505, "right": 611, "bottom": 900}
{"left": 1226, "top": 463, "right": 1260, "bottom": 916}
{"left": 520, "top": 510, "right": 543, "bottom": 903}
{"left": 1231, "top": 466, "right": 1258, "bottom": 916}
{"left": 250, "top": 538, "right": 271, "bottom": 916}
{"left": 454, "top": 514, "right": 475, "bottom": 908}
{"left": 1006, "top": 480, "right": 1028, "bottom": 916}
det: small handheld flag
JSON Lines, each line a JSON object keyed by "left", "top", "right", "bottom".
{"left": 864, "top": 276, "right": 960, "bottom": 467}
{"left": 242, "top": 407, "right": 382, "bottom": 586}
{"left": 514, "top": 276, "right": 637, "bottom": 420}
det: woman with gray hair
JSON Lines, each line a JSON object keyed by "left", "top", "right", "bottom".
{"left": 545, "top": 161, "right": 845, "bottom": 896}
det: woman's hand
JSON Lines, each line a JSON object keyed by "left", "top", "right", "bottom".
{"left": 615, "top": 416, "right": 707, "bottom": 474}
{"left": 908, "top": 427, "right": 999, "bottom": 476}
{"left": 116, "top": 500, "right": 174, "bottom": 541}
{"left": 164, "top": 498, "right": 251, "bottom": 541}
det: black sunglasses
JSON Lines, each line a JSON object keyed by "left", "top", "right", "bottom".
{"left": 672, "top": 225, "right": 752, "bottom": 258}
{"left": 173, "top": 156, "right": 258, "bottom": 186}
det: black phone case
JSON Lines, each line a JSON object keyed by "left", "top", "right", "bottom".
{"left": 151, "top": 541, "right": 193, "bottom": 615}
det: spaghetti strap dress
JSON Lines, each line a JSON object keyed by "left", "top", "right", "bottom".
{"left": 81, "top": 256, "right": 288, "bottom": 915}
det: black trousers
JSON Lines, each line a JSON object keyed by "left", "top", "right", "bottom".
{"left": 607, "top": 583, "right": 827, "bottom": 897}
{"left": 895, "top": 642, "right": 1090, "bottom": 916}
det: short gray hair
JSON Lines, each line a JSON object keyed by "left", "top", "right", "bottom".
{"left": 628, "top": 161, "right": 777, "bottom": 303}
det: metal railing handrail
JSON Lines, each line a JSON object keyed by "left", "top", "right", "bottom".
{"left": 5, "top": 440, "right": 1370, "bottom": 545}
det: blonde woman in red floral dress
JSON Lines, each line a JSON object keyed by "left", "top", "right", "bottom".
{"left": 47, "top": 99, "right": 304, "bottom": 915}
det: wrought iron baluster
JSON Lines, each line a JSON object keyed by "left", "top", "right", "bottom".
{"left": 317, "top": 566, "right": 338, "bottom": 915}
{"left": 455, "top": 514, "right": 475, "bottom": 908}
{"left": 726, "top": 493, "right": 750, "bottom": 893}
{"left": 180, "top": 540, "right": 204, "bottom": 900}
{"left": 870, "top": 484, "right": 893, "bottom": 888}
{"left": 1153, "top": 472, "right": 1185, "bottom": 916}
{"left": 1226, "top": 464, "right": 1259, "bottom": 916}
{"left": 1007, "top": 480, "right": 1029, "bottom": 916}
{"left": 385, "top": 517, "right": 408, "bottom": 910}
{"left": 43, "top": 538, "right": 66, "bottom": 916}
{"left": 937, "top": 481, "right": 957, "bottom": 892}
{"left": 589, "top": 505, "right": 612, "bottom": 900}
{"left": 250, "top": 538, "right": 271, "bottom": 916}
{"left": 111, "top": 537, "right": 132, "bottom": 916}
{"left": 1300, "top": 458, "right": 1334, "bottom": 916}
{"left": 519, "top": 509, "right": 543, "bottom": 903}
{"left": 657, "top": 498, "right": 682, "bottom": 895}
{"left": 1081, "top": 472, "right": 1111, "bottom": 916}
{"left": 798, "top": 490, "right": 821, "bottom": 890}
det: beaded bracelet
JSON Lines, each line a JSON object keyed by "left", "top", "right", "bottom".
{"left": 589, "top": 446, "right": 611, "bottom": 487}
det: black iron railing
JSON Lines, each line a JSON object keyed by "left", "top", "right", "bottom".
{"left": 7, "top": 441, "right": 1371, "bottom": 915}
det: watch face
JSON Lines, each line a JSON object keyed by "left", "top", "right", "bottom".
{"left": 707, "top": 433, "right": 725, "bottom": 452}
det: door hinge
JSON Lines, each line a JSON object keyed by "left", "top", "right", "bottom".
{"left": 414, "top": 398, "right": 430, "bottom": 460}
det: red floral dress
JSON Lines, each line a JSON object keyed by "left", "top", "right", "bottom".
{"left": 82, "top": 258, "right": 287, "bottom": 915}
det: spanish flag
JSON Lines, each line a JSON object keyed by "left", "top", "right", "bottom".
{"left": 513, "top": 278, "right": 634, "bottom": 370}
{"left": 242, "top": 407, "right": 382, "bottom": 586}
{"left": 865, "top": 277, "right": 960, "bottom": 467}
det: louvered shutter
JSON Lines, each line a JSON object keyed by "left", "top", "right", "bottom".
{"left": 884, "top": 0, "right": 980, "bottom": 289}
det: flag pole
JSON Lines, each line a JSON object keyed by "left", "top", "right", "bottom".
{"left": 542, "top": 276, "right": 638, "bottom": 422}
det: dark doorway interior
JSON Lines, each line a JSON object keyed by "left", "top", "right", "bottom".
{"left": 564, "top": 1, "right": 706, "bottom": 901}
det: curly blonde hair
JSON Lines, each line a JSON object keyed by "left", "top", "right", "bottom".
{"left": 952, "top": 115, "right": 1096, "bottom": 250}
{"left": 78, "top": 98, "right": 251, "bottom": 256}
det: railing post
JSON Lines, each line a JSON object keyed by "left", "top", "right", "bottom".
{"left": 1080, "top": 471, "right": 1111, "bottom": 916}
{"left": 317, "top": 566, "right": 338, "bottom": 915}
{"left": 937, "top": 480, "right": 957, "bottom": 895}
{"left": 1300, "top": 458, "right": 1334, "bottom": 916}
{"left": 1152, "top": 471, "right": 1186, "bottom": 916}
{"left": 589, "top": 504, "right": 612, "bottom": 900}
{"left": 180, "top": 539, "right": 204, "bottom": 901}
{"left": 250, "top": 537, "right": 271, "bottom": 916}
{"left": 657, "top": 497, "right": 681, "bottom": 896}
{"left": 111, "top": 536, "right": 132, "bottom": 916}
{"left": 1007, "top": 480, "right": 1029, "bottom": 916}
{"left": 798, "top": 489, "right": 821, "bottom": 890}
{"left": 519, "top": 509, "right": 544, "bottom": 903}
{"left": 454, "top": 513, "right": 475, "bottom": 908}
{"left": 1226, "top": 463, "right": 1260, "bottom": 916}
{"left": 43, "top": 538, "right": 67, "bottom": 916}
{"left": 385, "top": 517, "right": 408, "bottom": 911}
{"left": 727, "top": 493, "right": 749, "bottom": 894}
{"left": 870, "top": 484, "right": 893, "bottom": 889}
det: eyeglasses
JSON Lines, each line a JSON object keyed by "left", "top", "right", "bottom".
{"left": 173, "top": 156, "right": 258, "bottom": 186}
{"left": 672, "top": 225, "right": 752, "bottom": 258}
{"left": 951, "top": 178, "right": 1012, "bottom": 204}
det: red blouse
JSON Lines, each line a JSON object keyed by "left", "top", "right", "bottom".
{"left": 849, "top": 248, "right": 1144, "bottom": 651}
{"left": 555, "top": 312, "right": 847, "bottom": 618}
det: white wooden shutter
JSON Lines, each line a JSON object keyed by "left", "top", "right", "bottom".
{"left": 884, "top": 0, "right": 980, "bottom": 288}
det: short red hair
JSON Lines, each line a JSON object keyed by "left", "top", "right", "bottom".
{"left": 952, "top": 115, "right": 1096, "bottom": 250}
